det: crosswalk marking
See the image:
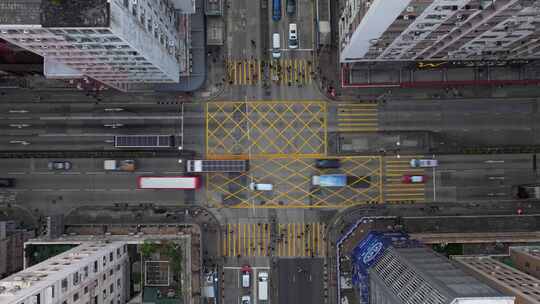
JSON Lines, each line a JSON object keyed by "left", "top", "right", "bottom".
{"left": 227, "top": 59, "right": 262, "bottom": 85}
{"left": 384, "top": 157, "right": 425, "bottom": 203}
{"left": 226, "top": 58, "right": 312, "bottom": 86}
{"left": 271, "top": 59, "right": 312, "bottom": 86}
{"left": 223, "top": 222, "right": 326, "bottom": 257}
{"left": 337, "top": 103, "right": 378, "bottom": 132}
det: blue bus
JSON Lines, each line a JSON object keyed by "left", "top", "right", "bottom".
{"left": 272, "top": 0, "right": 281, "bottom": 21}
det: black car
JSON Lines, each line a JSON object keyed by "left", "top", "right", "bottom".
{"left": 315, "top": 159, "right": 341, "bottom": 169}
{"left": 0, "top": 178, "right": 15, "bottom": 187}
{"left": 286, "top": 0, "right": 296, "bottom": 16}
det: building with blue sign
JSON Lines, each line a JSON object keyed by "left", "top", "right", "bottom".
{"left": 350, "top": 231, "right": 515, "bottom": 304}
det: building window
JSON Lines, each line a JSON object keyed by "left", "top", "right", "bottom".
{"left": 123, "top": 245, "right": 127, "bottom": 253}
{"left": 103, "top": 256, "right": 107, "bottom": 266}
{"left": 62, "top": 301, "right": 67, "bottom": 304}
{"left": 74, "top": 292, "right": 79, "bottom": 302}
{"left": 84, "top": 286, "right": 89, "bottom": 294}
{"left": 109, "top": 252, "right": 113, "bottom": 262}
{"left": 117, "top": 278, "right": 121, "bottom": 287}
{"left": 103, "top": 273, "right": 106, "bottom": 281}
{"left": 109, "top": 269, "right": 114, "bottom": 276}
{"left": 73, "top": 272, "right": 80, "bottom": 285}
{"left": 61, "top": 278, "right": 68, "bottom": 292}
{"left": 116, "top": 248, "right": 121, "bottom": 258}
{"left": 103, "top": 289, "right": 107, "bottom": 299}
{"left": 110, "top": 283, "right": 114, "bottom": 293}
{"left": 51, "top": 285, "right": 55, "bottom": 298}
{"left": 84, "top": 266, "right": 89, "bottom": 278}
{"left": 123, "top": 0, "right": 129, "bottom": 7}
{"left": 94, "top": 261, "right": 98, "bottom": 273}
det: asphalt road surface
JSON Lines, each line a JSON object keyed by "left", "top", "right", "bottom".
{"left": 0, "top": 101, "right": 204, "bottom": 152}
{"left": 277, "top": 258, "right": 324, "bottom": 304}
{"left": 379, "top": 98, "right": 540, "bottom": 147}
{"left": 0, "top": 157, "right": 199, "bottom": 214}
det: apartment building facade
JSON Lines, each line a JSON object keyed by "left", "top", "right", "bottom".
{"left": 339, "top": 0, "right": 540, "bottom": 63}
{"left": 510, "top": 246, "right": 540, "bottom": 279}
{"left": 0, "top": 242, "right": 129, "bottom": 304}
{"left": 0, "top": 221, "right": 35, "bottom": 279}
{"left": 0, "top": 0, "right": 193, "bottom": 91}
{"left": 453, "top": 255, "right": 540, "bottom": 304}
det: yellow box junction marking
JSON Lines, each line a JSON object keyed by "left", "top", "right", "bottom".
{"left": 206, "top": 101, "right": 327, "bottom": 158}
{"left": 206, "top": 156, "right": 382, "bottom": 208}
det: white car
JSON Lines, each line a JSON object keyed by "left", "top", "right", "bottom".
{"left": 409, "top": 159, "right": 438, "bottom": 168}
{"left": 241, "top": 295, "right": 251, "bottom": 304}
{"left": 288, "top": 23, "right": 298, "bottom": 49}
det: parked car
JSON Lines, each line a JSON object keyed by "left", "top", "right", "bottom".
{"left": 0, "top": 178, "right": 15, "bottom": 187}
{"left": 401, "top": 174, "right": 426, "bottom": 183}
{"left": 272, "top": 33, "right": 281, "bottom": 59}
{"left": 241, "top": 265, "right": 252, "bottom": 288}
{"left": 288, "top": 23, "right": 298, "bottom": 49}
{"left": 409, "top": 159, "right": 438, "bottom": 168}
{"left": 315, "top": 159, "right": 340, "bottom": 169}
{"left": 48, "top": 161, "right": 72, "bottom": 170}
{"left": 241, "top": 295, "right": 251, "bottom": 304}
{"left": 286, "top": 0, "right": 296, "bottom": 16}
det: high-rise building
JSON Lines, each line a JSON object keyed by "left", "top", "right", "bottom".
{"left": 0, "top": 228, "right": 193, "bottom": 304}
{"left": 0, "top": 0, "right": 194, "bottom": 91}
{"left": 350, "top": 232, "right": 515, "bottom": 304}
{"left": 339, "top": 0, "right": 540, "bottom": 63}
{"left": 509, "top": 246, "right": 540, "bottom": 279}
{"left": 0, "top": 241, "right": 129, "bottom": 304}
{"left": 453, "top": 255, "right": 540, "bottom": 304}
{"left": 0, "top": 221, "right": 35, "bottom": 279}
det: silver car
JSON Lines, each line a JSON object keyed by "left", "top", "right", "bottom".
{"left": 48, "top": 161, "right": 72, "bottom": 170}
{"left": 409, "top": 159, "right": 438, "bottom": 168}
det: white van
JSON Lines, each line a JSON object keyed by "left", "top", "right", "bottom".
{"left": 249, "top": 182, "right": 273, "bottom": 191}
{"left": 272, "top": 33, "right": 281, "bottom": 58}
{"left": 288, "top": 23, "right": 298, "bottom": 49}
{"left": 258, "top": 272, "right": 268, "bottom": 301}
{"left": 242, "top": 271, "right": 250, "bottom": 288}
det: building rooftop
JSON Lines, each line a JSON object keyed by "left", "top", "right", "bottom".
{"left": 453, "top": 255, "right": 540, "bottom": 303}
{"left": 41, "top": 0, "right": 109, "bottom": 28}
{"left": 0, "top": 0, "right": 42, "bottom": 25}
{"left": 0, "top": 242, "right": 124, "bottom": 303}
{"left": 510, "top": 246, "right": 540, "bottom": 259}
{"left": 370, "top": 247, "right": 512, "bottom": 304}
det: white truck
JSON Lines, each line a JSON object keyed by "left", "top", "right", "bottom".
{"left": 104, "top": 160, "right": 136, "bottom": 172}
{"left": 258, "top": 271, "right": 268, "bottom": 301}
